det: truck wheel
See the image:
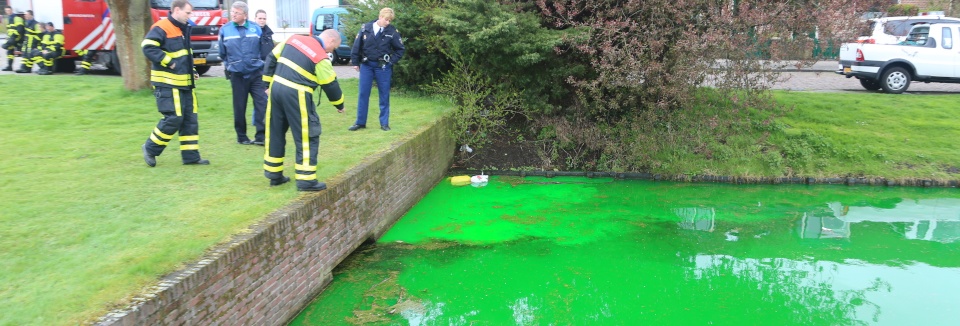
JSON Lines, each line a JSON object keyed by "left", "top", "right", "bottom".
{"left": 195, "top": 65, "right": 211, "bottom": 76}
{"left": 880, "top": 67, "right": 911, "bottom": 94}
{"left": 328, "top": 51, "right": 339, "bottom": 65}
{"left": 858, "top": 78, "right": 881, "bottom": 91}
{"left": 109, "top": 51, "right": 122, "bottom": 75}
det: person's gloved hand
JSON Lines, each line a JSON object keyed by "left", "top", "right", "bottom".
{"left": 225, "top": 70, "right": 232, "bottom": 80}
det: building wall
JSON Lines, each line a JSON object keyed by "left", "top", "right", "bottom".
{"left": 96, "top": 117, "right": 454, "bottom": 326}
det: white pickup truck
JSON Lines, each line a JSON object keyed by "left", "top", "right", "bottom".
{"left": 844, "top": 23, "right": 960, "bottom": 93}
{"left": 836, "top": 16, "right": 960, "bottom": 78}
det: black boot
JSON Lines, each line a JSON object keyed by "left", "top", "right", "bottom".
{"left": 37, "top": 67, "right": 52, "bottom": 75}
{"left": 75, "top": 69, "right": 88, "bottom": 75}
{"left": 269, "top": 176, "right": 291, "bottom": 187}
{"left": 297, "top": 180, "right": 327, "bottom": 191}
{"left": 2, "top": 60, "right": 12, "bottom": 71}
{"left": 15, "top": 65, "right": 31, "bottom": 73}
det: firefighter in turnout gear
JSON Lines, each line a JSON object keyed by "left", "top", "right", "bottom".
{"left": 28, "top": 22, "right": 64, "bottom": 75}
{"left": 140, "top": 0, "right": 210, "bottom": 167}
{"left": 261, "top": 29, "right": 345, "bottom": 191}
{"left": 15, "top": 10, "right": 42, "bottom": 73}
{"left": 74, "top": 50, "right": 100, "bottom": 75}
{"left": 3, "top": 6, "right": 24, "bottom": 71}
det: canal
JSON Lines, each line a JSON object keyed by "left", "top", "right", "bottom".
{"left": 290, "top": 176, "right": 960, "bottom": 325}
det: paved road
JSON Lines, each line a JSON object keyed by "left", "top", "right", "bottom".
{"left": 770, "top": 70, "right": 960, "bottom": 93}
{"left": 1, "top": 47, "right": 957, "bottom": 94}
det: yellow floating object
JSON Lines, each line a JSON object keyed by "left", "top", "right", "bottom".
{"left": 450, "top": 175, "right": 471, "bottom": 186}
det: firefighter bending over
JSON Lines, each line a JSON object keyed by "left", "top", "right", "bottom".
{"left": 261, "top": 29, "right": 345, "bottom": 191}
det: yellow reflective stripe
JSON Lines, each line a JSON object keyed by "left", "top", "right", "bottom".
{"left": 295, "top": 173, "right": 317, "bottom": 181}
{"left": 273, "top": 76, "right": 312, "bottom": 93}
{"left": 180, "top": 144, "right": 199, "bottom": 150}
{"left": 151, "top": 75, "right": 191, "bottom": 87}
{"left": 150, "top": 133, "right": 169, "bottom": 145}
{"left": 264, "top": 92, "right": 273, "bottom": 152}
{"left": 315, "top": 60, "right": 336, "bottom": 84}
{"left": 153, "top": 127, "right": 172, "bottom": 139}
{"left": 165, "top": 49, "right": 189, "bottom": 58}
{"left": 141, "top": 39, "right": 160, "bottom": 47}
{"left": 278, "top": 57, "right": 317, "bottom": 83}
{"left": 263, "top": 164, "right": 283, "bottom": 172}
{"left": 172, "top": 89, "right": 182, "bottom": 116}
{"left": 192, "top": 89, "right": 198, "bottom": 113}
{"left": 161, "top": 55, "right": 172, "bottom": 66}
{"left": 264, "top": 156, "right": 283, "bottom": 163}
{"left": 151, "top": 70, "right": 190, "bottom": 81}
{"left": 180, "top": 135, "right": 199, "bottom": 141}
{"left": 299, "top": 90, "right": 310, "bottom": 167}
{"left": 295, "top": 164, "right": 317, "bottom": 172}
{"left": 263, "top": 75, "right": 273, "bottom": 83}
{"left": 272, "top": 41, "right": 285, "bottom": 58}
{"left": 330, "top": 96, "right": 344, "bottom": 106}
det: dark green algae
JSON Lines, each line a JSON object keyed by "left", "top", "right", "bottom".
{"left": 290, "top": 176, "right": 960, "bottom": 325}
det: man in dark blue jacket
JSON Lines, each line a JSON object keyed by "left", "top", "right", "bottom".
{"left": 349, "top": 8, "right": 405, "bottom": 132}
{"left": 218, "top": 1, "right": 267, "bottom": 145}
{"left": 254, "top": 9, "right": 274, "bottom": 60}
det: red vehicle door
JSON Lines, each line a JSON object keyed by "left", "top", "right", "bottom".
{"left": 62, "top": 0, "right": 113, "bottom": 51}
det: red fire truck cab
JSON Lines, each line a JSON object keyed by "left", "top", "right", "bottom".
{"left": 11, "top": 0, "right": 224, "bottom": 75}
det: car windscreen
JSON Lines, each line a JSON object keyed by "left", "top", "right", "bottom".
{"left": 883, "top": 19, "right": 957, "bottom": 36}
{"left": 151, "top": 0, "right": 220, "bottom": 10}
{"left": 315, "top": 14, "right": 334, "bottom": 31}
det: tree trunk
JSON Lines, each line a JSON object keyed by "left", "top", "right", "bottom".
{"left": 105, "top": 0, "right": 153, "bottom": 90}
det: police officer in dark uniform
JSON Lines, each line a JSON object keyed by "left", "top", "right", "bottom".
{"left": 348, "top": 7, "right": 405, "bottom": 132}
{"left": 262, "top": 29, "right": 345, "bottom": 191}
{"left": 15, "top": 10, "right": 42, "bottom": 73}
{"left": 3, "top": 6, "right": 25, "bottom": 71}
{"left": 140, "top": 0, "right": 209, "bottom": 167}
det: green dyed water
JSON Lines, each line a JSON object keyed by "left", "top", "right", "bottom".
{"left": 290, "top": 176, "right": 960, "bottom": 325}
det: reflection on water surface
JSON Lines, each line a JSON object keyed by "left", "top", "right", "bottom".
{"left": 290, "top": 177, "right": 960, "bottom": 325}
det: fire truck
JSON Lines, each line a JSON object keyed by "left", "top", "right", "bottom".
{"left": 9, "top": 0, "right": 225, "bottom": 75}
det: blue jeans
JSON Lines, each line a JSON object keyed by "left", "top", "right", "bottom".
{"left": 356, "top": 61, "right": 392, "bottom": 127}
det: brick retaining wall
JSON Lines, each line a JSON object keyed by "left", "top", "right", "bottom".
{"left": 96, "top": 118, "right": 454, "bottom": 326}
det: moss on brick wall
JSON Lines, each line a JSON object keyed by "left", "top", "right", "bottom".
{"left": 98, "top": 117, "right": 455, "bottom": 326}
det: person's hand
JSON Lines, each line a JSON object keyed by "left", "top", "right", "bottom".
{"left": 265, "top": 88, "right": 270, "bottom": 95}
{"left": 353, "top": 66, "right": 359, "bottom": 71}
{"left": 170, "top": 62, "right": 176, "bottom": 69}
{"left": 194, "top": 71, "right": 200, "bottom": 79}
{"left": 41, "top": 50, "right": 48, "bottom": 55}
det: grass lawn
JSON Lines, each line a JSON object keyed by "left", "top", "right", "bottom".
{"left": 2, "top": 71, "right": 959, "bottom": 325}
{"left": 769, "top": 91, "right": 960, "bottom": 179}
{"left": 0, "top": 73, "right": 451, "bottom": 325}
{"left": 644, "top": 90, "right": 960, "bottom": 180}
